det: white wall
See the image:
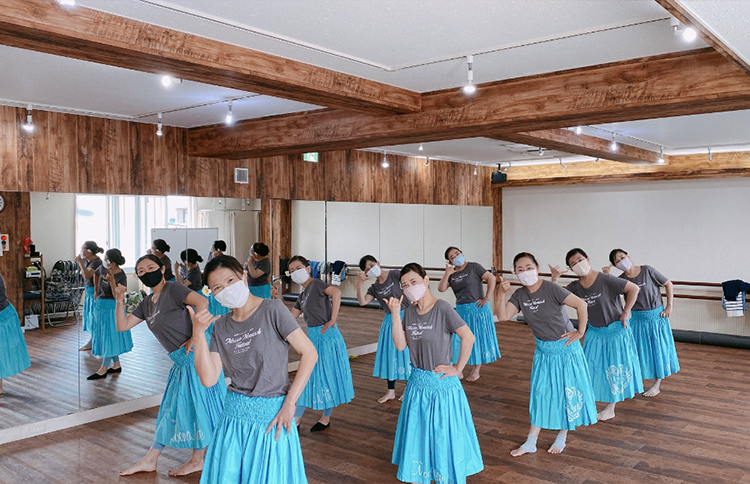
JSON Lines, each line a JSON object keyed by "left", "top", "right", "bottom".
{"left": 30, "top": 192, "right": 76, "bottom": 272}
{"left": 503, "top": 178, "right": 750, "bottom": 337}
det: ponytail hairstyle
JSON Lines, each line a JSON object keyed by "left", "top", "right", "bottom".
{"left": 152, "top": 239, "right": 170, "bottom": 253}
{"left": 105, "top": 248, "right": 126, "bottom": 266}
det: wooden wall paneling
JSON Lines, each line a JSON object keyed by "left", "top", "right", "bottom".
{"left": 106, "top": 119, "right": 130, "bottom": 194}
{"left": 30, "top": 110, "right": 49, "bottom": 193}
{"left": 322, "top": 150, "right": 349, "bottom": 202}
{"left": 46, "top": 112, "right": 78, "bottom": 193}
{"left": 0, "top": 106, "right": 19, "bottom": 192}
{"left": 16, "top": 108, "right": 33, "bottom": 192}
{"left": 260, "top": 156, "right": 292, "bottom": 200}
{"left": 0, "top": 191, "right": 31, "bottom": 320}
{"left": 128, "top": 122, "right": 152, "bottom": 196}
{"left": 491, "top": 187, "right": 502, "bottom": 272}
{"left": 169, "top": 127, "right": 188, "bottom": 196}
{"left": 392, "top": 155, "right": 420, "bottom": 205}
{"left": 432, "top": 159, "right": 455, "bottom": 205}
{"left": 291, "top": 154, "right": 325, "bottom": 201}
{"left": 259, "top": 199, "right": 271, "bottom": 250}
{"left": 77, "top": 115, "right": 106, "bottom": 194}
{"left": 152, "top": 128, "right": 171, "bottom": 196}
{"left": 372, "top": 151, "right": 395, "bottom": 204}
{"left": 272, "top": 198, "right": 292, "bottom": 267}
{"left": 224, "top": 158, "right": 260, "bottom": 200}
{"left": 188, "top": 156, "right": 221, "bottom": 198}
{"left": 415, "top": 155, "right": 435, "bottom": 205}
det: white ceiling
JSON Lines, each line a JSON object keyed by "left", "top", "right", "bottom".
{"left": 676, "top": 0, "right": 750, "bottom": 69}
{"left": 1, "top": 0, "right": 748, "bottom": 164}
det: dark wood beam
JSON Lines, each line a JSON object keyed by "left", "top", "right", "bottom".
{"left": 493, "top": 129, "right": 662, "bottom": 164}
{"left": 656, "top": 0, "right": 750, "bottom": 76}
{"left": 0, "top": 0, "right": 420, "bottom": 115}
{"left": 188, "top": 49, "right": 750, "bottom": 159}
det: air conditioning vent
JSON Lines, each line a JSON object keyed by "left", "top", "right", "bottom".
{"left": 234, "top": 167, "right": 249, "bottom": 184}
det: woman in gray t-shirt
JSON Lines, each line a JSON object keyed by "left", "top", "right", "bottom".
{"left": 114, "top": 254, "right": 225, "bottom": 478}
{"left": 438, "top": 246, "right": 499, "bottom": 382}
{"left": 273, "top": 255, "right": 354, "bottom": 433}
{"left": 175, "top": 248, "right": 204, "bottom": 292}
{"left": 495, "top": 252, "right": 597, "bottom": 457}
{"left": 606, "top": 249, "right": 680, "bottom": 397}
{"left": 389, "top": 262, "right": 483, "bottom": 484}
{"left": 551, "top": 248, "right": 642, "bottom": 422}
{"left": 75, "top": 240, "right": 104, "bottom": 350}
{"left": 245, "top": 242, "right": 273, "bottom": 299}
{"left": 193, "top": 255, "right": 318, "bottom": 484}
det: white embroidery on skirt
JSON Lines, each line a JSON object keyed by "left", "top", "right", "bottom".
{"left": 606, "top": 364, "right": 632, "bottom": 395}
{"left": 565, "top": 387, "right": 584, "bottom": 422}
{"left": 411, "top": 461, "right": 446, "bottom": 483}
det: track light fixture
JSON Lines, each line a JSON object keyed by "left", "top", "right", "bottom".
{"left": 21, "top": 104, "right": 34, "bottom": 133}
{"left": 418, "top": 143, "right": 424, "bottom": 151}
{"left": 56, "top": 0, "right": 75, "bottom": 5}
{"left": 609, "top": 136, "right": 618, "bottom": 152}
{"left": 657, "top": 148, "right": 665, "bottom": 165}
{"left": 382, "top": 151, "right": 389, "bottom": 168}
{"left": 156, "top": 112, "right": 163, "bottom": 137}
{"left": 225, "top": 100, "right": 234, "bottom": 125}
{"left": 594, "top": 158, "right": 600, "bottom": 163}
{"left": 538, "top": 147, "right": 544, "bottom": 156}
{"left": 473, "top": 163, "right": 479, "bottom": 176}
{"left": 462, "top": 55, "right": 476, "bottom": 95}
{"left": 575, "top": 126, "right": 582, "bottom": 135}
{"left": 671, "top": 17, "right": 697, "bottom": 42}
{"left": 559, "top": 158, "right": 568, "bottom": 169}
{"left": 708, "top": 148, "right": 713, "bottom": 161}
{"left": 160, "top": 75, "right": 183, "bottom": 88}
{"left": 425, "top": 157, "right": 430, "bottom": 167}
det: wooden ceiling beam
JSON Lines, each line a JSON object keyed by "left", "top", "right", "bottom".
{"left": 0, "top": 0, "right": 421, "bottom": 115}
{"left": 188, "top": 49, "right": 750, "bottom": 159}
{"left": 656, "top": 0, "right": 750, "bottom": 77}
{"left": 492, "top": 129, "right": 662, "bottom": 164}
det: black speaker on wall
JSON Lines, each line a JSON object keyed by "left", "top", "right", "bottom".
{"left": 491, "top": 170, "right": 507, "bottom": 184}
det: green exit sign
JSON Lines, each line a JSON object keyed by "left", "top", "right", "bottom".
{"left": 302, "top": 152, "right": 319, "bottom": 163}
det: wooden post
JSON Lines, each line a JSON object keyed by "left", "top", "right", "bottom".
{"left": 492, "top": 187, "right": 502, "bottom": 273}
{"left": 0, "top": 192, "right": 31, "bottom": 321}
{"left": 261, "top": 199, "right": 292, "bottom": 292}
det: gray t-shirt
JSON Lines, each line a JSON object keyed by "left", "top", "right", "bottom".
{"left": 509, "top": 281, "right": 575, "bottom": 341}
{"left": 620, "top": 265, "right": 668, "bottom": 311}
{"left": 402, "top": 299, "right": 466, "bottom": 371}
{"left": 293, "top": 278, "right": 332, "bottom": 327}
{"left": 0, "top": 272, "right": 8, "bottom": 311}
{"left": 448, "top": 262, "right": 487, "bottom": 304}
{"left": 96, "top": 266, "right": 127, "bottom": 299}
{"left": 160, "top": 254, "right": 174, "bottom": 281}
{"left": 132, "top": 282, "right": 195, "bottom": 353}
{"left": 84, "top": 258, "right": 102, "bottom": 287}
{"left": 185, "top": 266, "right": 203, "bottom": 292}
{"left": 566, "top": 273, "right": 627, "bottom": 328}
{"left": 247, "top": 258, "right": 271, "bottom": 286}
{"left": 366, "top": 270, "right": 410, "bottom": 314}
{"left": 209, "top": 299, "right": 300, "bottom": 397}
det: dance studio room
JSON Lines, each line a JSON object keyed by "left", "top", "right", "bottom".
{"left": 1, "top": 1, "right": 749, "bottom": 483}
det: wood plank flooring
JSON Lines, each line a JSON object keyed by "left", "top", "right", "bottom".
{"left": 1, "top": 311, "right": 749, "bottom": 483}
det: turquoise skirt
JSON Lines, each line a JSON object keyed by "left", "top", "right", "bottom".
{"left": 297, "top": 325, "right": 354, "bottom": 410}
{"left": 583, "top": 322, "right": 644, "bottom": 403}
{"left": 392, "top": 368, "right": 483, "bottom": 484}
{"left": 530, "top": 339, "right": 598, "bottom": 430}
{"left": 154, "top": 339, "right": 227, "bottom": 449}
{"left": 373, "top": 311, "right": 411, "bottom": 381}
{"left": 82, "top": 286, "right": 95, "bottom": 333}
{"left": 0, "top": 304, "right": 31, "bottom": 379}
{"left": 91, "top": 298, "right": 133, "bottom": 358}
{"left": 207, "top": 293, "right": 231, "bottom": 318}
{"left": 249, "top": 284, "right": 273, "bottom": 299}
{"left": 201, "top": 392, "right": 308, "bottom": 484}
{"left": 630, "top": 306, "right": 680, "bottom": 380}
{"left": 451, "top": 302, "right": 500, "bottom": 365}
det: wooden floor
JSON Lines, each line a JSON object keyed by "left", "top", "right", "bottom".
{"left": 2, "top": 315, "right": 750, "bottom": 483}
{"left": 1, "top": 302, "right": 383, "bottom": 429}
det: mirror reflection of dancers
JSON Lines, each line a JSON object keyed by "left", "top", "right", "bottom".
{"left": 0, "top": 269, "right": 31, "bottom": 395}
{"left": 389, "top": 263, "right": 483, "bottom": 484}
{"left": 273, "top": 255, "right": 354, "bottom": 432}
{"left": 75, "top": 241, "right": 104, "bottom": 351}
{"left": 194, "top": 255, "right": 318, "bottom": 484}
{"left": 438, "top": 247, "right": 499, "bottom": 381}
{"left": 605, "top": 249, "right": 679, "bottom": 397}
{"left": 115, "top": 255, "right": 226, "bottom": 477}
{"left": 356, "top": 255, "right": 411, "bottom": 403}
{"left": 245, "top": 243, "right": 272, "bottom": 299}
{"left": 552, "top": 248, "right": 642, "bottom": 421}
{"left": 495, "top": 253, "right": 597, "bottom": 456}
{"left": 206, "top": 241, "right": 230, "bottom": 318}
{"left": 88, "top": 249, "right": 133, "bottom": 380}
{"left": 150, "top": 239, "right": 175, "bottom": 282}
{"left": 175, "top": 248, "right": 204, "bottom": 291}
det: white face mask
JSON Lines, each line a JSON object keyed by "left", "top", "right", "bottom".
{"left": 366, "top": 265, "right": 381, "bottom": 278}
{"left": 571, "top": 259, "right": 591, "bottom": 277}
{"left": 517, "top": 269, "right": 539, "bottom": 287}
{"left": 214, "top": 279, "right": 250, "bottom": 309}
{"left": 615, "top": 257, "right": 632, "bottom": 272}
{"left": 403, "top": 283, "right": 427, "bottom": 302}
{"left": 291, "top": 267, "right": 309, "bottom": 285}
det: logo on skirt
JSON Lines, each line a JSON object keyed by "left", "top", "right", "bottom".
{"left": 606, "top": 364, "right": 632, "bottom": 395}
{"left": 565, "top": 387, "right": 584, "bottom": 422}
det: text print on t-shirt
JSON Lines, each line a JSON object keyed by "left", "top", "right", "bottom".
{"left": 451, "top": 272, "right": 470, "bottom": 284}
{"left": 522, "top": 297, "right": 546, "bottom": 313}
{"left": 406, "top": 321, "right": 434, "bottom": 340}
{"left": 581, "top": 292, "right": 602, "bottom": 307}
{"left": 376, "top": 281, "right": 397, "bottom": 298}
{"left": 225, "top": 328, "right": 262, "bottom": 355}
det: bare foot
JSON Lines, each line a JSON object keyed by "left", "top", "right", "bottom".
{"left": 168, "top": 457, "right": 204, "bottom": 477}
{"left": 79, "top": 345, "right": 91, "bottom": 351}
{"left": 643, "top": 383, "right": 661, "bottom": 397}
{"left": 466, "top": 368, "right": 481, "bottom": 382}
{"left": 378, "top": 390, "right": 396, "bottom": 404}
{"left": 510, "top": 446, "right": 534, "bottom": 457}
{"left": 398, "top": 393, "right": 404, "bottom": 402}
{"left": 119, "top": 455, "right": 158, "bottom": 476}
{"left": 597, "top": 406, "right": 616, "bottom": 421}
